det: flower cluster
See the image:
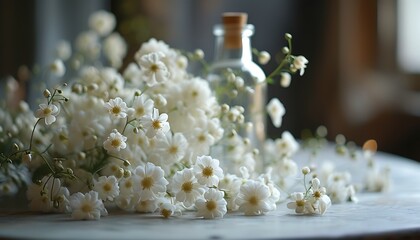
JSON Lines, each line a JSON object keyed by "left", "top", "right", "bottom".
{"left": 0, "top": 10, "right": 389, "bottom": 221}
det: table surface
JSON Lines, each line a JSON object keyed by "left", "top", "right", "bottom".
{"left": 1, "top": 147, "right": 420, "bottom": 240}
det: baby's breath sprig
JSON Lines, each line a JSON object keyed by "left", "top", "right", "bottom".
{"left": 264, "top": 33, "right": 308, "bottom": 87}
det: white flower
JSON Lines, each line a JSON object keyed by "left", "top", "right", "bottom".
{"left": 118, "top": 176, "right": 135, "bottom": 197}
{"left": 35, "top": 103, "right": 60, "bottom": 125}
{"left": 195, "top": 188, "right": 227, "bottom": 219}
{"left": 291, "top": 55, "right": 308, "bottom": 76}
{"left": 103, "top": 129, "right": 127, "bottom": 153}
{"left": 123, "top": 63, "right": 141, "bottom": 84}
{"left": 287, "top": 192, "right": 306, "bottom": 214}
{"left": 26, "top": 176, "right": 69, "bottom": 213}
{"left": 138, "top": 52, "right": 170, "bottom": 87}
{"left": 69, "top": 191, "right": 108, "bottom": 220}
{"left": 158, "top": 200, "right": 177, "bottom": 218}
{"left": 88, "top": 10, "right": 116, "bottom": 36}
{"left": 274, "top": 131, "right": 299, "bottom": 157}
{"left": 49, "top": 59, "right": 66, "bottom": 77}
{"left": 266, "top": 98, "right": 285, "bottom": 128}
{"left": 277, "top": 158, "right": 298, "bottom": 177}
{"left": 193, "top": 155, "right": 224, "bottom": 187}
{"left": 104, "top": 97, "right": 130, "bottom": 119}
{"left": 93, "top": 175, "right": 120, "bottom": 201}
{"left": 75, "top": 31, "right": 100, "bottom": 59}
{"left": 135, "top": 199, "right": 158, "bottom": 213}
{"left": 218, "top": 174, "right": 242, "bottom": 211}
{"left": 280, "top": 72, "right": 291, "bottom": 87}
{"left": 55, "top": 40, "right": 72, "bottom": 60}
{"left": 156, "top": 132, "right": 188, "bottom": 166}
{"left": 132, "top": 95, "right": 154, "bottom": 119}
{"left": 236, "top": 180, "right": 271, "bottom": 216}
{"left": 258, "top": 51, "right": 271, "bottom": 65}
{"left": 140, "top": 108, "right": 170, "bottom": 138}
{"left": 170, "top": 168, "right": 205, "bottom": 208}
{"left": 104, "top": 33, "right": 127, "bottom": 68}
{"left": 133, "top": 162, "right": 168, "bottom": 201}
{"left": 306, "top": 178, "right": 331, "bottom": 215}
{"left": 135, "top": 38, "right": 171, "bottom": 58}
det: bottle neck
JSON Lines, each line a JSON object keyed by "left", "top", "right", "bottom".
{"left": 213, "top": 24, "right": 254, "bottom": 63}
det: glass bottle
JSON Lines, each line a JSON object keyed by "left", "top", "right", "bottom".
{"left": 207, "top": 12, "right": 266, "bottom": 173}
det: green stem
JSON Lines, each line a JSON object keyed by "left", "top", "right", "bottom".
{"left": 29, "top": 119, "right": 42, "bottom": 151}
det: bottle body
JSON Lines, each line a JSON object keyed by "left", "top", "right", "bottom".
{"left": 207, "top": 22, "right": 267, "bottom": 173}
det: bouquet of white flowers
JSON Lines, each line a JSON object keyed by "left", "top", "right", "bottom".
{"left": 0, "top": 10, "right": 389, "bottom": 220}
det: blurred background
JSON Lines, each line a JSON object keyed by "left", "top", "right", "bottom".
{"left": 1, "top": 0, "right": 419, "bottom": 160}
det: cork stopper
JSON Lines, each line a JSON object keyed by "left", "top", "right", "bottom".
{"left": 222, "top": 12, "right": 248, "bottom": 49}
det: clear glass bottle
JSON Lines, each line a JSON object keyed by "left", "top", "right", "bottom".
{"left": 207, "top": 12, "right": 266, "bottom": 173}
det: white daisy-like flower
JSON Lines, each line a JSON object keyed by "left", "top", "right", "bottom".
{"left": 266, "top": 98, "right": 285, "bottom": 128}
{"left": 119, "top": 176, "right": 135, "bottom": 197}
{"left": 35, "top": 103, "right": 60, "bottom": 125}
{"left": 274, "top": 131, "right": 299, "bottom": 157}
{"left": 103, "top": 33, "right": 127, "bottom": 68}
{"left": 287, "top": 192, "right": 306, "bottom": 214}
{"left": 133, "top": 162, "right": 169, "bottom": 201}
{"left": 236, "top": 180, "right": 271, "bottom": 216}
{"left": 170, "top": 168, "right": 205, "bottom": 208}
{"left": 135, "top": 199, "right": 158, "bottom": 213}
{"left": 291, "top": 55, "right": 309, "bottom": 76}
{"left": 88, "top": 10, "right": 116, "bottom": 36}
{"left": 49, "top": 59, "right": 66, "bottom": 77}
{"left": 93, "top": 175, "right": 120, "bottom": 201}
{"left": 132, "top": 95, "right": 154, "bottom": 119}
{"left": 104, "top": 97, "right": 130, "bottom": 119}
{"left": 140, "top": 108, "right": 170, "bottom": 138}
{"left": 277, "top": 158, "right": 298, "bottom": 178}
{"left": 26, "top": 176, "right": 69, "bottom": 213}
{"left": 69, "top": 191, "right": 108, "bottom": 220}
{"left": 156, "top": 132, "right": 188, "bottom": 166}
{"left": 193, "top": 155, "right": 224, "bottom": 187}
{"left": 55, "top": 40, "right": 71, "bottom": 60}
{"left": 158, "top": 200, "right": 178, "bottom": 218}
{"left": 138, "top": 52, "right": 170, "bottom": 87}
{"left": 306, "top": 178, "right": 331, "bottom": 215}
{"left": 135, "top": 38, "right": 171, "bottom": 59}
{"left": 103, "top": 129, "right": 127, "bottom": 153}
{"left": 195, "top": 188, "right": 227, "bottom": 219}
{"left": 75, "top": 31, "right": 100, "bottom": 59}
{"left": 218, "top": 174, "right": 242, "bottom": 211}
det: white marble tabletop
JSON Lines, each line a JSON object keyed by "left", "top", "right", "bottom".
{"left": 1, "top": 148, "right": 420, "bottom": 239}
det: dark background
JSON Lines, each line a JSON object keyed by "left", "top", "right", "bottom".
{"left": 1, "top": 0, "right": 419, "bottom": 161}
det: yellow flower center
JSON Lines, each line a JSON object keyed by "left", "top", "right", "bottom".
{"left": 198, "top": 135, "right": 206, "bottom": 142}
{"left": 249, "top": 196, "right": 259, "bottom": 206}
{"left": 43, "top": 107, "right": 52, "bottom": 115}
{"left": 136, "top": 107, "right": 144, "bottom": 116}
{"left": 314, "top": 191, "right": 321, "bottom": 198}
{"left": 141, "top": 176, "right": 154, "bottom": 189}
{"left": 112, "top": 106, "right": 121, "bottom": 115}
{"left": 168, "top": 145, "right": 178, "bottom": 154}
{"left": 206, "top": 200, "right": 217, "bottom": 211}
{"left": 152, "top": 120, "right": 161, "bottom": 129}
{"left": 161, "top": 209, "right": 171, "bottom": 218}
{"left": 111, "top": 139, "right": 121, "bottom": 148}
{"left": 181, "top": 181, "right": 193, "bottom": 193}
{"left": 296, "top": 200, "right": 305, "bottom": 207}
{"left": 125, "top": 180, "right": 132, "bottom": 189}
{"left": 103, "top": 183, "right": 112, "bottom": 192}
{"left": 150, "top": 64, "right": 159, "bottom": 72}
{"left": 81, "top": 203, "right": 93, "bottom": 213}
{"left": 202, "top": 167, "right": 213, "bottom": 178}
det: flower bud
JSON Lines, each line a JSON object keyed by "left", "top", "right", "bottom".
{"left": 285, "top": 33, "right": 292, "bottom": 40}
{"left": 43, "top": 89, "right": 51, "bottom": 98}
{"left": 282, "top": 47, "right": 290, "bottom": 54}
{"left": 193, "top": 49, "right": 204, "bottom": 59}
{"left": 302, "top": 166, "right": 311, "bottom": 175}
{"left": 258, "top": 51, "right": 271, "bottom": 65}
